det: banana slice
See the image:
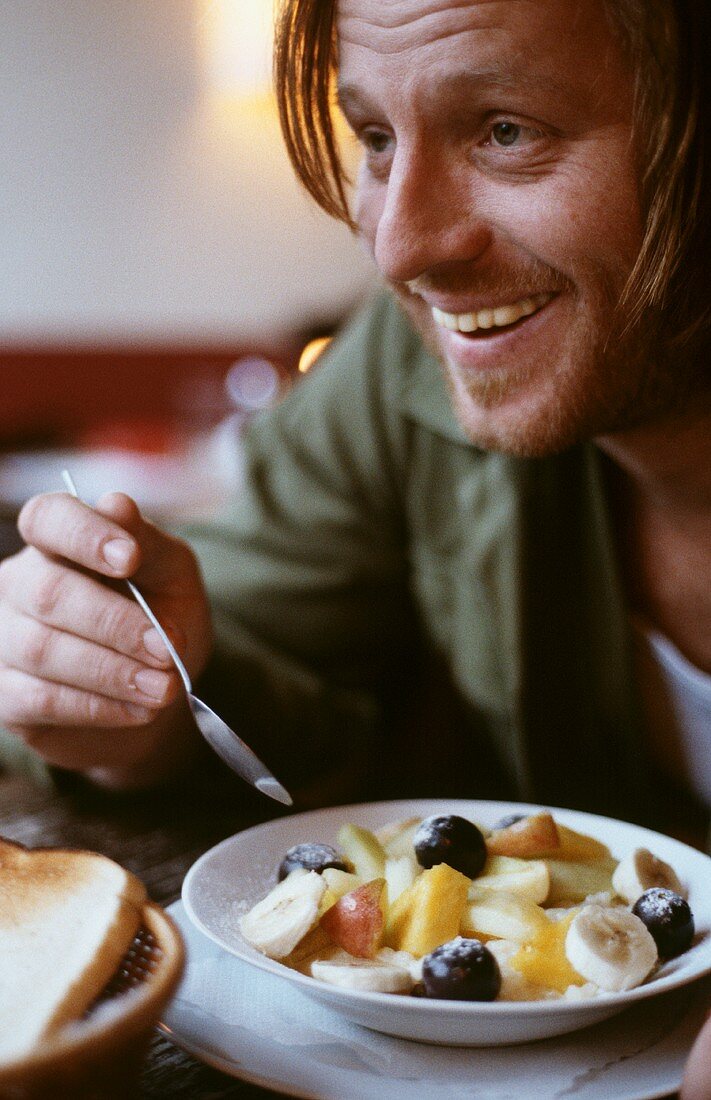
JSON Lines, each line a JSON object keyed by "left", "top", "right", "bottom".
{"left": 565, "top": 905, "right": 657, "bottom": 991}
{"left": 612, "top": 848, "right": 685, "bottom": 904}
{"left": 311, "top": 954, "right": 414, "bottom": 993}
{"left": 240, "top": 869, "right": 327, "bottom": 959}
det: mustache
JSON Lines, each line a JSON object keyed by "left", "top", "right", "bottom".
{"left": 403, "top": 256, "right": 572, "bottom": 302}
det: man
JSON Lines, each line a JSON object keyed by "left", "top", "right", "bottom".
{"left": 0, "top": 0, "right": 709, "bottom": 1088}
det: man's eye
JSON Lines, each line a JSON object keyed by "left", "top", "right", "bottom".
{"left": 490, "top": 121, "right": 522, "bottom": 147}
{"left": 361, "top": 129, "right": 391, "bottom": 155}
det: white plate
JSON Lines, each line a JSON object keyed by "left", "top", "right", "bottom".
{"left": 162, "top": 899, "right": 710, "bottom": 1100}
{"left": 181, "top": 799, "right": 711, "bottom": 1046}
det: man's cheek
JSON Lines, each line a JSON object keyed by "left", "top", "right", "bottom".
{"left": 353, "top": 175, "right": 382, "bottom": 255}
{"left": 547, "top": 154, "right": 642, "bottom": 268}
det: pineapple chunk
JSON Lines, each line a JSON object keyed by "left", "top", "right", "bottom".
{"left": 509, "top": 912, "right": 586, "bottom": 993}
{"left": 337, "top": 824, "right": 386, "bottom": 881}
{"left": 462, "top": 888, "right": 549, "bottom": 944}
{"left": 385, "top": 863, "right": 471, "bottom": 956}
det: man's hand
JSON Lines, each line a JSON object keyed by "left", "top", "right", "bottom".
{"left": 0, "top": 490, "right": 213, "bottom": 787}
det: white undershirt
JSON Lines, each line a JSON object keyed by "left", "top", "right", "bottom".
{"left": 632, "top": 616, "right": 711, "bottom": 808}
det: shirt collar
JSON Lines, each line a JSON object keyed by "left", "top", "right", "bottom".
{"left": 390, "top": 301, "right": 474, "bottom": 445}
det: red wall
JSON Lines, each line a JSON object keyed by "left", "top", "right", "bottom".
{"left": 0, "top": 344, "right": 298, "bottom": 448}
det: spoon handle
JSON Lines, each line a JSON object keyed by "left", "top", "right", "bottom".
{"left": 61, "top": 469, "right": 193, "bottom": 695}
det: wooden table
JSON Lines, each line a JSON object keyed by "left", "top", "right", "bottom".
{"left": 0, "top": 764, "right": 292, "bottom": 1098}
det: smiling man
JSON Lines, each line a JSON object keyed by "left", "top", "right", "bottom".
{"left": 284, "top": 0, "right": 707, "bottom": 445}
{"left": 270, "top": 0, "right": 710, "bottom": 815}
{"left": 335, "top": 0, "right": 647, "bottom": 457}
{"left": 0, "top": 0, "right": 709, "bottom": 1088}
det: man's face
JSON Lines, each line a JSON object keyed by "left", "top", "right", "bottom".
{"left": 337, "top": 0, "right": 647, "bottom": 455}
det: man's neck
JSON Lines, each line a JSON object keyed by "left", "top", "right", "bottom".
{"left": 596, "top": 405, "right": 711, "bottom": 673}
{"left": 596, "top": 406, "right": 711, "bottom": 517}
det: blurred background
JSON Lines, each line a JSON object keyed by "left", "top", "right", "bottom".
{"left": 0, "top": 0, "right": 374, "bottom": 552}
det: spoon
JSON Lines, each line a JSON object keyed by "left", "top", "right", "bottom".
{"left": 61, "top": 470, "right": 292, "bottom": 806}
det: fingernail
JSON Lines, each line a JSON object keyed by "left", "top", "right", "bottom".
{"left": 143, "top": 628, "right": 170, "bottom": 661}
{"left": 102, "top": 538, "right": 133, "bottom": 570}
{"left": 133, "top": 668, "right": 170, "bottom": 700}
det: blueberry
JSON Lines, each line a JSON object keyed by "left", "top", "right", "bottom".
{"left": 494, "top": 813, "right": 527, "bottom": 830}
{"left": 413, "top": 814, "right": 487, "bottom": 878}
{"left": 277, "top": 843, "right": 349, "bottom": 881}
{"left": 422, "top": 938, "right": 501, "bottom": 1001}
{"left": 632, "top": 888, "right": 695, "bottom": 959}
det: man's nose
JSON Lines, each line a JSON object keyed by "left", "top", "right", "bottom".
{"left": 371, "top": 146, "right": 493, "bottom": 285}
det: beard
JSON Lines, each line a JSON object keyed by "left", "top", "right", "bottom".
{"left": 389, "top": 256, "right": 699, "bottom": 459}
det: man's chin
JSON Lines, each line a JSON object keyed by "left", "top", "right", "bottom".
{"left": 392, "top": 290, "right": 587, "bottom": 456}
{"left": 444, "top": 358, "right": 590, "bottom": 457}
{"left": 449, "top": 394, "right": 586, "bottom": 457}
{"left": 446, "top": 362, "right": 693, "bottom": 459}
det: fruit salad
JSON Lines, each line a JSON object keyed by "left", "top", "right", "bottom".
{"left": 238, "top": 811, "right": 695, "bottom": 1002}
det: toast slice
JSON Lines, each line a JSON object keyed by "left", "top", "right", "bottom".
{"left": 0, "top": 837, "right": 147, "bottom": 1063}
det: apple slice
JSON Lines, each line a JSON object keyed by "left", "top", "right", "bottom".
{"left": 486, "top": 812, "right": 561, "bottom": 858}
{"left": 320, "top": 878, "right": 387, "bottom": 959}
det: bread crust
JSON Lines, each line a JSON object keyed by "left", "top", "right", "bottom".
{"left": 0, "top": 836, "right": 147, "bottom": 1062}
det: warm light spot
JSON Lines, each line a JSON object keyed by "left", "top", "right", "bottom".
{"left": 202, "top": 0, "right": 275, "bottom": 105}
{"left": 299, "top": 336, "right": 332, "bottom": 374}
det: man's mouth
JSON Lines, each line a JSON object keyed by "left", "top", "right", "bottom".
{"left": 431, "top": 293, "right": 554, "bottom": 335}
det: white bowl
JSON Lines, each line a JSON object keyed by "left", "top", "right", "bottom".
{"left": 182, "top": 799, "right": 711, "bottom": 1046}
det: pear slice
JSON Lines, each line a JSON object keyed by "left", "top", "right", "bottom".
{"left": 375, "top": 817, "right": 422, "bottom": 858}
{"left": 463, "top": 887, "right": 549, "bottom": 944}
{"left": 546, "top": 858, "right": 617, "bottom": 906}
{"left": 472, "top": 856, "right": 550, "bottom": 905}
{"left": 384, "top": 855, "right": 419, "bottom": 906}
{"left": 337, "top": 825, "right": 386, "bottom": 881}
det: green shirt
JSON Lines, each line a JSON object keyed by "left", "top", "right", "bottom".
{"left": 186, "top": 292, "right": 653, "bottom": 824}
{"left": 0, "top": 293, "right": 692, "bottom": 831}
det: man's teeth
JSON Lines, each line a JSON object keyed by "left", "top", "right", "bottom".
{"left": 431, "top": 293, "right": 552, "bottom": 333}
